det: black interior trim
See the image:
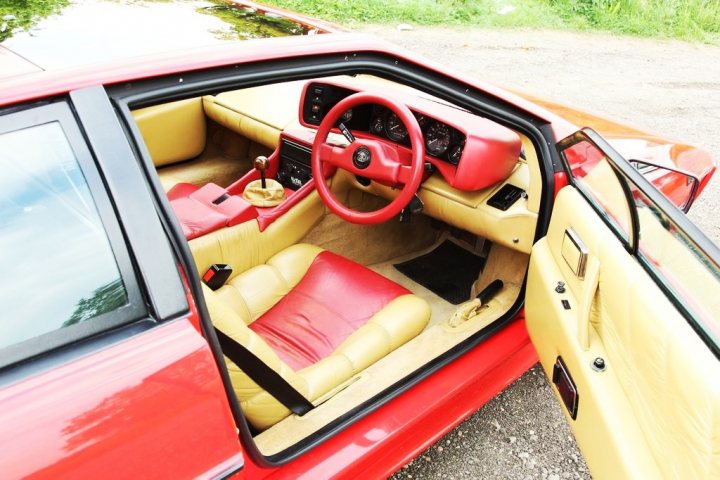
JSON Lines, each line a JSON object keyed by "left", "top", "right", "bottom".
{"left": 70, "top": 86, "right": 188, "bottom": 320}
{"left": 108, "top": 51, "right": 555, "bottom": 467}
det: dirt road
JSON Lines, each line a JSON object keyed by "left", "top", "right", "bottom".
{"left": 353, "top": 25, "right": 720, "bottom": 479}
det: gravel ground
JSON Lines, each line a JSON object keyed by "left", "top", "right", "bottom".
{"left": 352, "top": 26, "right": 720, "bottom": 479}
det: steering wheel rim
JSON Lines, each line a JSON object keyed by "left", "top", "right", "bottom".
{"left": 311, "top": 92, "right": 425, "bottom": 224}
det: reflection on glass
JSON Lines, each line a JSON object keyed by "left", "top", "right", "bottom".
{"left": 565, "top": 141, "right": 632, "bottom": 239}
{"left": 0, "top": 122, "right": 127, "bottom": 349}
{"left": 1, "top": 0, "right": 313, "bottom": 69}
{"left": 634, "top": 187, "right": 720, "bottom": 340}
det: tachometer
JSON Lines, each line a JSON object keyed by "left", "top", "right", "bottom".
{"left": 425, "top": 122, "right": 451, "bottom": 156}
{"left": 384, "top": 112, "right": 408, "bottom": 142}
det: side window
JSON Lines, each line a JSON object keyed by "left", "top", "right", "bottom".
{"left": 561, "top": 129, "right": 720, "bottom": 352}
{"left": 0, "top": 103, "right": 144, "bottom": 367}
{"left": 563, "top": 139, "right": 632, "bottom": 242}
{"left": 632, "top": 186, "right": 720, "bottom": 344}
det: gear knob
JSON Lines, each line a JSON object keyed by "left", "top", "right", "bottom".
{"left": 254, "top": 156, "right": 269, "bottom": 172}
{"left": 254, "top": 156, "right": 269, "bottom": 189}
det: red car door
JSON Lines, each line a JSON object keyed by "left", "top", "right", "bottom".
{"left": 0, "top": 88, "right": 243, "bottom": 479}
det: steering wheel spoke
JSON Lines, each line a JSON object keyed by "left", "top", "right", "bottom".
{"left": 318, "top": 141, "right": 347, "bottom": 168}
{"left": 396, "top": 164, "right": 415, "bottom": 185}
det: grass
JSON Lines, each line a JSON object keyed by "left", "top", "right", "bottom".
{"left": 0, "top": 0, "right": 70, "bottom": 42}
{"left": 263, "top": 0, "right": 720, "bottom": 42}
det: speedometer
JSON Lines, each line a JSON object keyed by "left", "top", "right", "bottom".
{"left": 384, "top": 112, "right": 408, "bottom": 142}
{"left": 425, "top": 122, "right": 451, "bottom": 156}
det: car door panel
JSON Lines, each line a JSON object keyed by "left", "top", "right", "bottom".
{"left": 527, "top": 185, "right": 720, "bottom": 479}
{"left": 0, "top": 93, "right": 245, "bottom": 478}
{"left": 0, "top": 320, "right": 243, "bottom": 479}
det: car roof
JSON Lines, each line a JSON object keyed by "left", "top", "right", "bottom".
{"left": 0, "top": 0, "right": 338, "bottom": 80}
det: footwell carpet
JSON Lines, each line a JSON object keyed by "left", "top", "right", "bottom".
{"left": 393, "top": 241, "right": 485, "bottom": 304}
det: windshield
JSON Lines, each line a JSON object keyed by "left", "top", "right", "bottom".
{"left": 0, "top": 0, "right": 318, "bottom": 71}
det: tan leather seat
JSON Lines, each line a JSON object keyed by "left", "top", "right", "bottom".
{"left": 202, "top": 243, "right": 430, "bottom": 430}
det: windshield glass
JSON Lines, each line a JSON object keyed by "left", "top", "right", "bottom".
{"left": 0, "top": 0, "right": 318, "bottom": 70}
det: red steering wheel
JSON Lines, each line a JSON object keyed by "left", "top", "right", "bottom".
{"left": 311, "top": 92, "right": 425, "bottom": 224}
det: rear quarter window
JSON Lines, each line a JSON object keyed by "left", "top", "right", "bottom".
{"left": 0, "top": 102, "right": 144, "bottom": 367}
{"left": 0, "top": 122, "right": 127, "bottom": 347}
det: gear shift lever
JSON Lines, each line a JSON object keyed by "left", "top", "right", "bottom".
{"left": 254, "top": 155, "right": 269, "bottom": 189}
{"left": 243, "top": 155, "right": 285, "bottom": 207}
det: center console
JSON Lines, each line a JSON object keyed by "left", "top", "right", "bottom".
{"left": 276, "top": 139, "right": 313, "bottom": 190}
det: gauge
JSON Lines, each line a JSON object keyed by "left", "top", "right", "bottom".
{"left": 340, "top": 108, "right": 353, "bottom": 123}
{"left": 384, "top": 112, "right": 408, "bottom": 142}
{"left": 370, "top": 116, "right": 384, "bottom": 135}
{"left": 449, "top": 144, "right": 464, "bottom": 165}
{"left": 425, "top": 122, "right": 451, "bottom": 156}
{"left": 414, "top": 112, "right": 428, "bottom": 128}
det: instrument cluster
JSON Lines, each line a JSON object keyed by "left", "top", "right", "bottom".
{"left": 301, "top": 82, "right": 466, "bottom": 166}
{"left": 366, "top": 105, "right": 466, "bottom": 165}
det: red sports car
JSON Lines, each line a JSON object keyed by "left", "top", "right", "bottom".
{"left": 0, "top": 2, "right": 718, "bottom": 479}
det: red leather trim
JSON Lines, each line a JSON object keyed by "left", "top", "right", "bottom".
{"left": 167, "top": 182, "right": 200, "bottom": 201}
{"left": 224, "top": 196, "right": 259, "bottom": 226}
{"left": 249, "top": 251, "right": 410, "bottom": 370}
{"left": 190, "top": 182, "right": 228, "bottom": 203}
{"left": 256, "top": 180, "right": 315, "bottom": 232}
{"left": 170, "top": 183, "right": 258, "bottom": 239}
{"left": 170, "top": 197, "right": 227, "bottom": 240}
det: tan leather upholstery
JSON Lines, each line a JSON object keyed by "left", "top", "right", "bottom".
{"left": 526, "top": 186, "right": 720, "bottom": 479}
{"left": 360, "top": 163, "right": 537, "bottom": 253}
{"left": 203, "top": 244, "right": 430, "bottom": 430}
{"left": 189, "top": 188, "right": 325, "bottom": 278}
{"left": 133, "top": 98, "right": 206, "bottom": 168}
{"left": 202, "top": 81, "right": 304, "bottom": 152}
{"left": 133, "top": 96, "right": 274, "bottom": 192}
{"left": 156, "top": 152, "right": 249, "bottom": 191}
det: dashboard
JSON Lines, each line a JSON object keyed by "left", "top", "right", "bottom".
{"left": 300, "top": 81, "right": 522, "bottom": 192}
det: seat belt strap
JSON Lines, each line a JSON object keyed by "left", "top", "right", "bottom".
{"left": 214, "top": 327, "right": 314, "bottom": 416}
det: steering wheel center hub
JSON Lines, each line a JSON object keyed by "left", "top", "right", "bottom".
{"left": 352, "top": 146, "right": 372, "bottom": 169}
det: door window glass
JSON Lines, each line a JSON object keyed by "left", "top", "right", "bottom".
{"left": 633, "top": 187, "right": 720, "bottom": 343}
{"left": 0, "top": 122, "right": 127, "bottom": 349}
{"left": 562, "top": 139, "right": 632, "bottom": 241}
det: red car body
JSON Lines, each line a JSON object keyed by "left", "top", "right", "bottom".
{"left": 0, "top": 2, "right": 715, "bottom": 479}
{"left": 0, "top": 36, "right": 542, "bottom": 479}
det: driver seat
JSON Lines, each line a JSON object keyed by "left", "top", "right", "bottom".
{"left": 202, "top": 243, "right": 430, "bottom": 430}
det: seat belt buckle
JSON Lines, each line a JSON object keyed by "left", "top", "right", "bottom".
{"left": 203, "top": 264, "right": 232, "bottom": 290}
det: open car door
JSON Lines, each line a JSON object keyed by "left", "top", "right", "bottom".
{"left": 526, "top": 128, "right": 720, "bottom": 479}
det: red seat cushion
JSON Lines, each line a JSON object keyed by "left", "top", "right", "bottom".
{"left": 249, "top": 251, "right": 410, "bottom": 370}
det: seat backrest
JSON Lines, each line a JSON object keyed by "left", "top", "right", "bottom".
{"left": 133, "top": 98, "right": 207, "bottom": 168}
